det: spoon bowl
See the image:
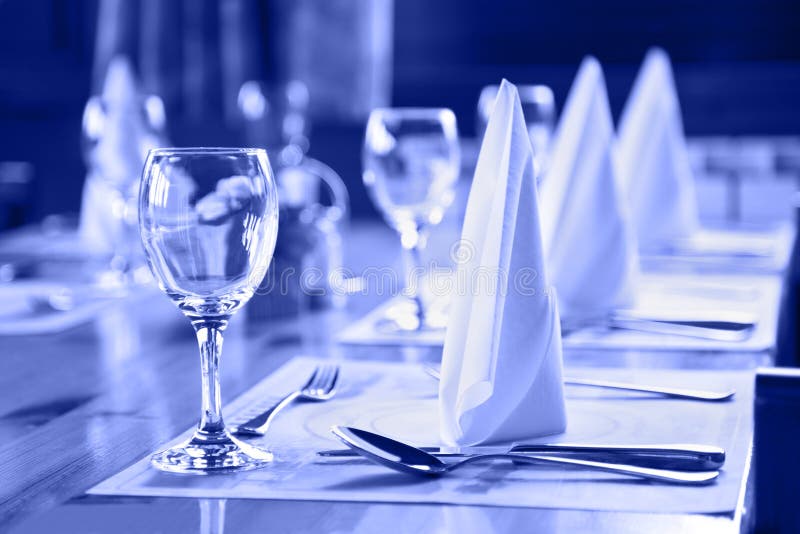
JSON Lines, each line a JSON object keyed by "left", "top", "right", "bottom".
{"left": 332, "top": 426, "right": 448, "bottom": 475}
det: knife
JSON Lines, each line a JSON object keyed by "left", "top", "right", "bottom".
{"left": 318, "top": 442, "right": 725, "bottom": 471}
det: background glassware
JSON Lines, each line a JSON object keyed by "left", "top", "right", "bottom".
{"left": 81, "top": 90, "right": 168, "bottom": 287}
{"left": 477, "top": 84, "right": 556, "bottom": 174}
{"left": 363, "top": 108, "right": 461, "bottom": 331}
{"left": 238, "top": 79, "right": 351, "bottom": 318}
{"left": 238, "top": 80, "right": 311, "bottom": 155}
{"left": 139, "top": 148, "right": 279, "bottom": 473}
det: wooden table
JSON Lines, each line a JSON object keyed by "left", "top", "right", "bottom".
{"left": 0, "top": 223, "right": 774, "bottom": 533}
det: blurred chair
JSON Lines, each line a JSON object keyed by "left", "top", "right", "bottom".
{"left": 776, "top": 195, "right": 800, "bottom": 367}
{"left": 0, "top": 161, "right": 33, "bottom": 230}
{"left": 754, "top": 367, "right": 800, "bottom": 533}
{"left": 775, "top": 137, "right": 800, "bottom": 192}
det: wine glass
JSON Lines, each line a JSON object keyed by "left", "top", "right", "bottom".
{"left": 362, "top": 108, "right": 460, "bottom": 331}
{"left": 477, "top": 84, "right": 555, "bottom": 174}
{"left": 82, "top": 90, "right": 168, "bottom": 288}
{"left": 139, "top": 148, "right": 279, "bottom": 473}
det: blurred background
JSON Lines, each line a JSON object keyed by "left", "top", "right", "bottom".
{"left": 0, "top": 0, "right": 798, "bottom": 227}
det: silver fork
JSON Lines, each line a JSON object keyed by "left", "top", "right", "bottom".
{"left": 233, "top": 364, "right": 340, "bottom": 437}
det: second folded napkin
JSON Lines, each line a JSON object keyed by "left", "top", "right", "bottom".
{"left": 539, "top": 57, "right": 639, "bottom": 320}
{"left": 439, "top": 80, "right": 567, "bottom": 446}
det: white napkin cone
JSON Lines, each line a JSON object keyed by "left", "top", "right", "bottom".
{"left": 539, "top": 57, "right": 639, "bottom": 320}
{"left": 439, "top": 80, "right": 567, "bottom": 446}
{"left": 616, "top": 48, "right": 699, "bottom": 247}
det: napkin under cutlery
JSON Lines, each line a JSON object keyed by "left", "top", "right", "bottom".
{"left": 616, "top": 47, "right": 700, "bottom": 248}
{"left": 439, "top": 80, "right": 567, "bottom": 446}
{"left": 539, "top": 57, "right": 639, "bottom": 320}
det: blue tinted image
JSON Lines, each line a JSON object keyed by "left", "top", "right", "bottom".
{"left": 0, "top": 1, "right": 799, "bottom": 533}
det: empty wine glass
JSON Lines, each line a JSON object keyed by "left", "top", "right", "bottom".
{"left": 139, "top": 148, "right": 279, "bottom": 473}
{"left": 363, "top": 108, "right": 460, "bottom": 331}
{"left": 477, "top": 84, "right": 555, "bottom": 174}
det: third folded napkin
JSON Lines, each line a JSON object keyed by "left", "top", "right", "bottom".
{"left": 616, "top": 47, "right": 700, "bottom": 248}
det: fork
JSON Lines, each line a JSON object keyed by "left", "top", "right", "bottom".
{"left": 233, "top": 364, "right": 340, "bottom": 437}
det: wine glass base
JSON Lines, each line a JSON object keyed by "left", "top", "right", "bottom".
{"left": 151, "top": 431, "right": 273, "bottom": 474}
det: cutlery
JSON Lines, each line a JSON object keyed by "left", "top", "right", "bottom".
{"left": 662, "top": 239, "right": 774, "bottom": 259}
{"left": 29, "top": 289, "right": 103, "bottom": 313}
{"left": 608, "top": 311, "right": 756, "bottom": 342}
{"left": 330, "top": 426, "right": 719, "bottom": 485}
{"left": 423, "top": 366, "right": 735, "bottom": 402}
{"left": 233, "top": 364, "right": 340, "bottom": 437}
{"left": 564, "top": 377, "right": 736, "bottom": 401}
{"left": 562, "top": 311, "right": 756, "bottom": 342}
{"left": 318, "top": 442, "right": 725, "bottom": 471}
{"left": 25, "top": 287, "right": 126, "bottom": 314}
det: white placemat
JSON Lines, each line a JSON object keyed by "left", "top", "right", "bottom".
{"left": 90, "top": 357, "right": 754, "bottom": 514}
{"left": 639, "top": 225, "right": 794, "bottom": 274}
{"left": 0, "top": 281, "right": 161, "bottom": 336}
{"left": 337, "top": 272, "right": 781, "bottom": 352}
{"left": 0, "top": 282, "right": 112, "bottom": 336}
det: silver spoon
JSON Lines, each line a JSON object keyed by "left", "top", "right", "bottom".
{"left": 331, "top": 426, "right": 719, "bottom": 485}
{"left": 423, "top": 366, "right": 735, "bottom": 402}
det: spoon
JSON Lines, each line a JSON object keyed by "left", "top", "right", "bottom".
{"left": 423, "top": 366, "right": 735, "bottom": 402}
{"left": 331, "top": 426, "right": 720, "bottom": 485}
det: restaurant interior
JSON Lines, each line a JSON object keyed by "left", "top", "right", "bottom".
{"left": 1, "top": 1, "right": 799, "bottom": 532}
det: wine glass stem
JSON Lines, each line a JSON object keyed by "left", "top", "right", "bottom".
{"left": 402, "top": 242, "right": 426, "bottom": 325}
{"left": 191, "top": 318, "right": 229, "bottom": 435}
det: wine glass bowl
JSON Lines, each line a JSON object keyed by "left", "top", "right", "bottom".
{"left": 141, "top": 150, "right": 277, "bottom": 318}
{"left": 363, "top": 108, "right": 460, "bottom": 240}
{"left": 139, "top": 147, "right": 279, "bottom": 473}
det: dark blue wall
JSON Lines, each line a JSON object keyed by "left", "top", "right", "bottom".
{"left": 0, "top": 0, "right": 798, "bottom": 222}
{"left": 392, "top": 0, "right": 800, "bottom": 135}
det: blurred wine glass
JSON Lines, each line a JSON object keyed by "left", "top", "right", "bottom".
{"left": 139, "top": 147, "right": 279, "bottom": 473}
{"left": 363, "top": 108, "right": 461, "bottom": 331}
{"left": 81, "top": 91, "right": 166, "bottom": 286}
{"left": 238, "top": 80, "right": 311, "bottom": 155}
{"left": 477, "top": 84, "right": 555, "bottom": 174}
{"left": 80, "top": 57, "right": 167, "bottom": 288}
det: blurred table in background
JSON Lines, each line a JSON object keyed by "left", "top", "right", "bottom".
{"left": 454, "top": 135, "right": 800, "bottom": 228}
{"left": 688, "top": 136, "right": 800, "bottom": 225}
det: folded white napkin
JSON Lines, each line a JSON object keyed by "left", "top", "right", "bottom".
{"left": 616, "top": 48, "right": 699, "bottom": 247}
{"left": 539, "top": 57, "right": 639, "bottom": 320}
{"left": 439, "top": 80, "right": 567, "bottom": 446}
